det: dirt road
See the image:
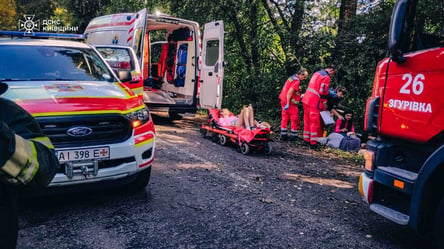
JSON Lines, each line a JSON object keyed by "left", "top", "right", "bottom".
{"left": 17, "top": 114, "right": 423, "bottom": 249}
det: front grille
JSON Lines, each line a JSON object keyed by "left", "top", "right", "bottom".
{"left": 57, "top": 156, "right": 136, "bottom": 173}
{"left": 37, "top": 115, "right": 132, "bottom": 147}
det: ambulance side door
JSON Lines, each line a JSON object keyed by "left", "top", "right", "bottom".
{"left": 199, "top": 21, "right": 224, "bottom": 109}
{"left": 132, "top": 8, "right": 147, "bottom": 78}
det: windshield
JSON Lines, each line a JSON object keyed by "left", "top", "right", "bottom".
{"left": 401, "top": 0, "right": 444, "bottom": 52}
{"left": 96, "top": 47, "right": 136, "bottom": 71}
{"left": 0, "top": 45, "right": 116, "bottom": 82}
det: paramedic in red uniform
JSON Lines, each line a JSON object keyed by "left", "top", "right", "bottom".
{"left": 279, "top": 68, "right": 308, "bottom": 141}
{"left": 0, "top": 82, "right": 59, "bottom": 248}
{"left": 302, "top": 65, "right": 337, "bottom": 146}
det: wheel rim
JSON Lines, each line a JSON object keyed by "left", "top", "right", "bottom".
{"left": 219, "top": 135, "right": 227, "bottom": 145}
{"left": 240, "top": 143, "right": 249, "bottom": 154}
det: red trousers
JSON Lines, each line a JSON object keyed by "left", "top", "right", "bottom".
{"left": 303, "top": 103, "right": 322, "bottom": 145}
{"left": 281, "top": 101, "right": 300, "bottom": 131}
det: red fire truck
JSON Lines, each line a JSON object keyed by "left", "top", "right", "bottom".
{"left": 358, "top": 0, "right": 444, "bottom": 245}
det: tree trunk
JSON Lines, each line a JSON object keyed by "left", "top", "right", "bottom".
{"left": 338, "top": 0, "right": 357, "bottom": 34}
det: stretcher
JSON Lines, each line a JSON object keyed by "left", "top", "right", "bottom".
{"left": 200, "top": 109, "right": 272, "bottom": 155}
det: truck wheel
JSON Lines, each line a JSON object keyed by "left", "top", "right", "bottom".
{"left": 219, "top": 135, "right": 228, "bottom": 146}
{"left": 128, "top": 167, "right": 151, "bottom": 192}
{"left": 240, "top": 142, "right": 250, "bottom": 155}
{"left": 168, "top": 111, "right": 183, "bottom": 120}
{"left": 434, "top": 197, "right": 444, "bottom": 248}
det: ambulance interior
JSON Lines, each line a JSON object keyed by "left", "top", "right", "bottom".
{"left": 142, "top": 19, "right": 197, "bottom": 107}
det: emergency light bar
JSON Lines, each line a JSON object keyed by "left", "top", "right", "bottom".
{"left": 0, "top": 31, "right": 85, "bottom": 40}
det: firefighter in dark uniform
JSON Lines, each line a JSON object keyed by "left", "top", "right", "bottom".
{"left": 0, "top": 82, "right": 59, "bottom": 248}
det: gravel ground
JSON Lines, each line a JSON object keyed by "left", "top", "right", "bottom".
{"left": 16, "top": 113, "right": 425, "bottom": 249}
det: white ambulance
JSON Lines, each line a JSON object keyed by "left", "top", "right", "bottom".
{"left": 84, "top": 9, "right": 224, "bottom": 119}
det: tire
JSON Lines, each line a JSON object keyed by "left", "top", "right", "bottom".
{"left": 128, "top": 167, "right": 151, "bottom": 192}
{"left": 434, "top": 197, "right": 444, "bottom": 248}
{"left": 264, "top": 143, "right": 272, "bottom": 155}
{"left": 219, "top": 135, "right": 228, "bottom": 146}
{"left": 168, "top": 111, "right": 183, "bottom": 120}
{"left": 240, "top": 142, "right": 250, "bottom": 155}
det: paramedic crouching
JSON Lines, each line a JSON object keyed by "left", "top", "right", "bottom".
{"left": 0, "top": 82, "right": 59, "bottom": 249}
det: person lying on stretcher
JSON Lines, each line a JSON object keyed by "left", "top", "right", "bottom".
{"left": 219, "top": 105, "right": 271, "bottom": 130}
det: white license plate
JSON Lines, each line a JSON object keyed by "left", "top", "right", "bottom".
{"left": 56, "top": 147, "right": 110, "bottom": 162}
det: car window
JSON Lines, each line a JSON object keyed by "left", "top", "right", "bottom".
{"left": 0, "top": 45, "right": 116, "bottom": 82}
{"left": 96, "top": 47, "right": 135, "bottom": 71}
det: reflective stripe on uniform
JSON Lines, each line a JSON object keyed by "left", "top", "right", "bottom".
{"left": 310, "top": 132, "right": 318, "bottom": 142}
{"left": 17, "top": 140, "right": 39, "bottom": 184}
{"left": 2, "top": 134, "right": 31, "bottom": 177}
{"left": 291, "top": 99, "right": 299, "bottom": 105}
{"left": 5, "top": 177, "right": 19, "bottom": 185}
{"left": 303, "top": 131, "right": 310, "bottom": 139}
{"left": 306, "top": 87, "right": 320, "bottom": 97}
{"left": 1, "top": 135, "right": 40, "bottom": 184}
{"left": 30, "top": 136, "right": 54, "bottom": 149}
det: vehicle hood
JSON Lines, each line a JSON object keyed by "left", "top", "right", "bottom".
{"left": 2, "top": 81, "right": 144, "bottom": 116}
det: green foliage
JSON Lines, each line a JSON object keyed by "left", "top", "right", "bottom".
{"left": 103, "top": 0, "right": 145, "bottom": 14}
{"left": 57, "top": 0, "right": 110, "bottom": 32}
{"left": 50, "top": 6, "right": 74, "bottom": 27}
{"left": 15, "top": 0, "right": 55, "bottom": 21}
{"left": 0, "top": 0, "right": 16, "bottom": 30}
{"left": 333, "top": 1, "right": 394, "bottom": 130}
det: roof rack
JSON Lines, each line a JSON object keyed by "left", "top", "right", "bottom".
{"left": 0, "top": 31, "right": 85, "bottom": 40}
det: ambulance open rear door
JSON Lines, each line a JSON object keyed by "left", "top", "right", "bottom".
{"left": 131, "top": 9, "right": 148, "bottom": 80}
{"left": 199, "top": 21, "right": 224, "bottom": 110}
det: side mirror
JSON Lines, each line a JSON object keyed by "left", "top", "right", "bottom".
{"left": 388, "top": 0, "right": 408, "bottom": 63}
{"left": 117, "top": 70, "right": 132, "bottom": 83}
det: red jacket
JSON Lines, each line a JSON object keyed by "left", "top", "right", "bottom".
{"left": 279, "top": 74, "right": 301, "bottom": 104}
{"left": 302, "top": 70, "right": 331, "bottom": 109}
{"left": 335, "top": 118, "right": 355, "bottom": 133}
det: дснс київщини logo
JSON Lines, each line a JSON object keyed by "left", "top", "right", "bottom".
{"left": 18, "top": 15, "right": 40, "bottom": 35}
{"left": 18, "top": 15, "right": 79, "bottom": 34}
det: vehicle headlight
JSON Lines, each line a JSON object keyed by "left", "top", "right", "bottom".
{"left": 126, "top": 107, "right": 150, "bottom": 128}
